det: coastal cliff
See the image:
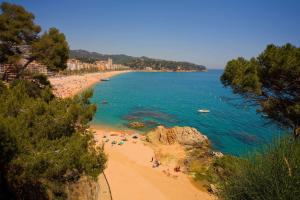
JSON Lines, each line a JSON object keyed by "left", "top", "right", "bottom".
{"left": 146, "top": 126, "right": 224, "bottom": 194}
{"left": 146, "top": 126, "right": 221, "bottom": 168}
{"left": 147, "top": 125, "right": 209, "bottom": 147}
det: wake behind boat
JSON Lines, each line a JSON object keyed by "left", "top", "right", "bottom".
{"left": 198, "top": 109, "right": 210, "bottom": 113}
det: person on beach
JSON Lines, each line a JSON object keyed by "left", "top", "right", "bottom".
{"left": 152, "top": 160, "right": 160, "bottom": 168}
{"left": 174, "top": 166, "right": 181, "bottom": 172}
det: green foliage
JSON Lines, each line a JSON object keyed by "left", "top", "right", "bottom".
{"left": 0, "top": 2, "right": 69, "bottom": 79}
{"left": 0, "top": 80, "right": 7, "bottom": 94}
{"left": 221, "top": 57, "right": 262, "bottom": 94}
{"left": 32, "top": 28, "right": 69, "bottom": 71}
{"left": 221, "top": 43, "right": 300, "bottom": 138}
{"left": 221, "top": 137, "right": 300, "bottom": 200}
{"left": 31, "top": 74, "right": 51, "bottom": 88}
{"left": 190, "top": 153, "right": 244, "bottom": 190}
{"left": 0, "top": 2, "right": 41, "bottom": 64}
{"left": 0, "top": 80, "right": 106, "bottom": 199}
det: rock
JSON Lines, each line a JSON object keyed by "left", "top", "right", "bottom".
{"left": 66, "top": 176, "right": 99, "bottom": 200}
{"left": 129, "top": 121, "right": 145, "bottom": 129}
{"left": 211, "top": 151, "right": 224, "bottom": 158}
{"left": 208, "top": 184, "right": 219, "bottom": 194}
{"left": 147, "top": 126, "right": 209, "bottom": 147}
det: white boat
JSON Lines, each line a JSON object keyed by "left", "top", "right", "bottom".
{"left": 198, "top": 109, "right": 210, "bottom": 113}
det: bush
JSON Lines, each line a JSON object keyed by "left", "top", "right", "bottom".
{"left": 190, "top": 152, "right": 244, "bottom": 190}
{"left": 221, "top": 137, "right": 300, "bottom": 200}
{"left": 0, "top": 80, "right": 106, "bottom": 199}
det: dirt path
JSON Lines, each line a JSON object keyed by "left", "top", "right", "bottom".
{"left": 98, "top": 173, "right": 112, "bottom": 200}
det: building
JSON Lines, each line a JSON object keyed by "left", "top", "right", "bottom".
{"left": 1, "top": 60, "right": 51, "bottom": 81}
{"left": 108, "top": 58, "right": 113, "bottom": 70}
{"left": 67, "top": 59, "right": 80, "bottom": 70}
{"left": 95, "top": 58, "right": 113, "bottom": 70}
{"left": 0, "top": 64, "right": 17, "bottom": 81}
{"left": 113, "top": 63, "right": 130, "bottom": 70}
{"left": 25, "top": 61, "right": 48, "bottom": 75}
{"left": 66, "top": 58, "right": 130, "bottom": 71}
{"left": 67, "top": 59, "right": 98, "bottom": 71}
{"left": 145, "top": 67, "right": 153, "bottom": 71}
{"left": 95, "top": 60, "right": 108, "bottom": 71}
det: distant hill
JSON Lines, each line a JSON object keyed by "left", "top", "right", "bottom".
{"left": 70, "top": 50, "right": 206, "bottom": 71}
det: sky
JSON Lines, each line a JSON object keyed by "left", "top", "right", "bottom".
{"left": 2, "top": 0, "right": 300, "bottom": 68}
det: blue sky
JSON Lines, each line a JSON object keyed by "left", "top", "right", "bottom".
{"left": 2, "top": 0, "right": 300, "bottom": 68}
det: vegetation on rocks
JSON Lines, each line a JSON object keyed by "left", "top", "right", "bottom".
{"left": 0, "top": 79, "right": 106, "bottom": 199}
{"left": 189, "top": 153, "right": 243, "bottom": 194}
{"left": 147, "top": 125, "right": 229, "bottom": 192}
{"left": 221, "top": 137, "right": 300, "bottom": 200}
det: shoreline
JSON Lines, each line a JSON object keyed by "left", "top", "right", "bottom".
{"left": 49, "top": 70, "right": 132, "bottom": 98}
{"left": 92, "top": 125, "right": 216, "bottom": 200}
{"left": 51, "top": 70, "right": 216, "bottom": 199}
{"left": 49, "top": 70, "right": 206, "bottom": 99}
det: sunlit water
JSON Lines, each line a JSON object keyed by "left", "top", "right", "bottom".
{"left": 91, "top": 70, "right": 284, "bottom": 155}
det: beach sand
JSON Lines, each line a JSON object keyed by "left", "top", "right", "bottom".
{"left": 49, "top": 70, "right": 131, "bottom": 98}
{"left": 50, "top": 71, "right": 215, "bottom": 199}
{"left": 93, "top": 126, "right": 216, "bottom": 200}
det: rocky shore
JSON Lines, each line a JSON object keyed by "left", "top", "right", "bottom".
{"left": 147, "top": 126, "right": 209, "bottom": 147}
{"left": 91, "top": 125, "right": 218, "bottom": 200}
{"left": 49, "top": 72, "right": 219, "bottom": 199}
{"left": 147, "top": 126, "right": 223, "bottom": 174}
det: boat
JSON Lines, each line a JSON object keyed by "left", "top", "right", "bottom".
{"left": 198, "top": 109, "right": 210, "bottom": 113}
{"left": 102, "top": 100, "right": 108, "bottom": 104}
{"left": 100, "top": 78, "right": 110, "bottom": 81}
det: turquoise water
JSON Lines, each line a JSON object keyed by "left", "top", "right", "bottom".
{"left": 91, "top": 70, "right": 284, "bottom": 156}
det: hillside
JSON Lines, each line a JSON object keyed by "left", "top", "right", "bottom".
{"left": 70, "top": 50, "right": 206, "bottom": 71}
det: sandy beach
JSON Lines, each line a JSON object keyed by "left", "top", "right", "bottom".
{"left": 93, "top": 126, "right": 215, "bottom": 200}
{"left": 49, "top": 70, "right": 131, "bottom": 98}
{"left": 49, "top": 71, "right": 215, "bottom": 199}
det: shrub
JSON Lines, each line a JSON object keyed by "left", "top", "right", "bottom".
{"left": 0, "top": 80, "right": 106, "bottom": 199}
{"left": 190, "top": 152, "right": 244, "bottom": 190}
{"left": 221, "top": 137, "right": 300, "bottom": 200}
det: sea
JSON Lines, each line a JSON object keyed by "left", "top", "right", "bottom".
{"left": 90, "top": 70, "right": 284, "bottom": 156}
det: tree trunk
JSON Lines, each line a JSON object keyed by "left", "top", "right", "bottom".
{"left": 15, "top": 58, "right": 34, "bottom": 79}
{"left": 293, "top": 126, "right": 299, "bottom": 140}
{"left": 1, "top": 68, "right": 9, "bottom": 81}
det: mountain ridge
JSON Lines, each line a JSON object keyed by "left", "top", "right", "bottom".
{"left": 70, "top": 49, "right": 206, "bottom": 71}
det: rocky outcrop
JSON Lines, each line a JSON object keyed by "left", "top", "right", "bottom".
{"left": 66, "top": 174, "right": 112, "bottom": 200}
{"left": 128, "top": 121, "right": 145, "bottom": 129}
{"left": 66, "top": 176, "right": 99, "bottom": 200}
{"left": 147, "top": 126, "right": 209, "bottom": 148}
